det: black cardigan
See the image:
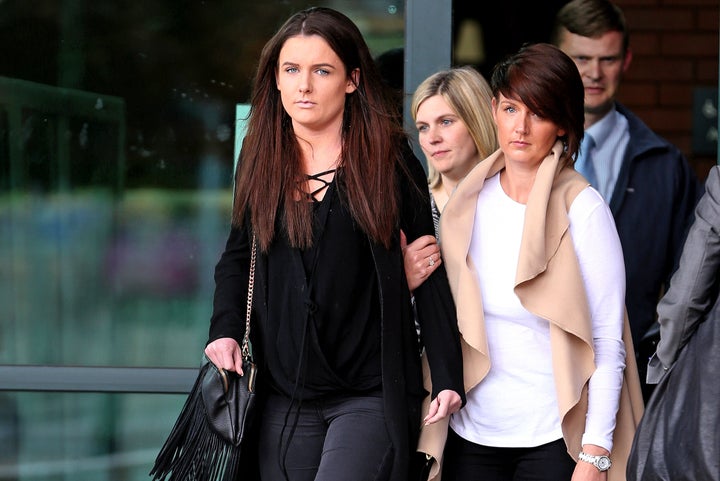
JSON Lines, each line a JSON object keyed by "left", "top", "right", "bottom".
{"left": 207, "top": 148, "right": 464, "bottom": 480}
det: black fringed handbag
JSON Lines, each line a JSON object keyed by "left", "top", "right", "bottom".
{"left": 150, "top": 236, "right": 259, "bottom": 481}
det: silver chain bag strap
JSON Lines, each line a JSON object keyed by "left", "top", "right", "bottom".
{"left": 150, "top": 234, "right": 259, "bottom": 481}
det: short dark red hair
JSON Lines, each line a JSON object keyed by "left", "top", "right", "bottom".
{"left": 490, "top": 43, "right": 585, "bottom": 166}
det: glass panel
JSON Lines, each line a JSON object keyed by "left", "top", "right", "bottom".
{"left": 0, "top": 391, "right": 185, "bottom": 481}
{"left": 0, "top": 0, "right": 405, "bottom": 369}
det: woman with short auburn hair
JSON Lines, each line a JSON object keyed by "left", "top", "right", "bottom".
{"left": 417, "top": 43, "right": 643, "bottom": 481}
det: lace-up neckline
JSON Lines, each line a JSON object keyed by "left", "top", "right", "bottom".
{"left": 301, "top": 168, "right": 336, "bottom": 203}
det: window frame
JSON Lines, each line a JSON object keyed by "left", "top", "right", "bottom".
{"left": 0, "top": 0, "right": 453, "bottom": 394}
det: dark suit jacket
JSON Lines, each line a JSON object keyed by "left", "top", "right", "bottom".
{"left": 611, "top": 104, "right": 703, "bottom": 350}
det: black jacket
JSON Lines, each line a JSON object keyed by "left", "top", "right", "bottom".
{"left": 610, "top": 104, "right": 703, "bottom": 349}
{"left": 208, "top": 149, "right": 465, "bottom": 480}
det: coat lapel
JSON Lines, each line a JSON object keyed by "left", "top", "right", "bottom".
{"left": 439, "top": 148, "right": 504, "bottom": 391}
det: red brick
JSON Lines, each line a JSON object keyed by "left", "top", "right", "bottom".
{"left": 661, "top": 33, "right": 719, "bottom": 55}
{"left": 697, "top": 8, "right": 720, "bottom": 30}
{"left": 660, "top": 83, "right": 696, "bottom": 105}
{"left": 632, "top": 106, "right": 693, "bottom": 131}
{"left": 589, "top": 0, "right": 718, "bottom": 170}
{"left": 617, "top": 82, "right": 659, "bottom": 106}
{"left": 660, "top": 0, "right": 720, "bottom": 6}
{"left": 660, "top": 135, "right": 692, "bottom": 159}
{"left": 626, "top": 57, "right": 695, "bottom": 80}
{"left": 631, "top": 33, "right": 661, "bottom": 54}
{"left": 624, "top": 8, "right": 695, "bottom": 30}
{"left": 660, "top": 132, "right": 692, "bottom": 159}
{"left": 697, "top": 59, "right": 720, "bottom": 81}
{"left": 664, "top": 133, "right": 692, "bottom": 152}
{"left": 615, "top": 0, "right": 661, "bottom": 6}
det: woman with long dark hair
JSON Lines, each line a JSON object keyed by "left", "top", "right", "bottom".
{"left": 203, "top": 7, "right": 464, "bottom": 481}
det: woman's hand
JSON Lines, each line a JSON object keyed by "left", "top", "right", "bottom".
{"left": 571, "top": 445, "right": 610, "bottom": 481}
{"left": 423, "top": 389, "right": 462, "bottom": 425}
{"left": 204, "top": 337, "right": 244, "bottom": 375}
{"left": 401, "top": 230, "right": 442, "bottom": 292}
{"left": 571, "top": 462, "right": 607, "bottom": 481}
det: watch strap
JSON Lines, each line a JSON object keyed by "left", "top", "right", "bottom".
{"left": 578, "top": 451, "right": 612, "bottom": 471}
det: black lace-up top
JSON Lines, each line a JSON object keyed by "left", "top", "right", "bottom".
{"left": 263, "top": 172, "right": 382, "bottom": 399}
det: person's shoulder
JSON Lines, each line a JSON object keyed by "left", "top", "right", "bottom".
{"left": 616, "top": 103, "right": 683, "bottom": 157}
{"left": 555, "top": 166, "right": 590, "bottom": 197}
{"left": 706, "top": 165, "right": 720, "bottom": 193}
{"left": 555, "top": 168, "right": 603, "bottom": 203}
{"left": 573, "top": 185, "right": 607, "bottom": 212}
{"left": 567, "top": 186, "right": 614, "bottom": 232}
{"left": 615, "top": 102, "right": 651, "bottom": 133}
{"left": 396, "top": 141, "right": 431, "bottom": 198}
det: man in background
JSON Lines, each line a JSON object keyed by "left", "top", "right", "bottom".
{"left": 551, "top": 0, "right": 703, "bottom": 401}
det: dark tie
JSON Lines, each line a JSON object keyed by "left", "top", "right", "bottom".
{"left": 576, "top": 134, "right": 598, "bottom": 188}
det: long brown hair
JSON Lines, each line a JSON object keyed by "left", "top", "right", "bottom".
{"left": 232, "top": 7, "right": 405, "bottom": 251}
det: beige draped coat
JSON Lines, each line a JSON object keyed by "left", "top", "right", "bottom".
{"left": 418, "top": 142, "right": 644, "bottom": 481}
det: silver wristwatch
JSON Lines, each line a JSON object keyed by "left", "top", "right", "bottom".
{"left": 578, "top": 452, "right": 612, "bottom": 471}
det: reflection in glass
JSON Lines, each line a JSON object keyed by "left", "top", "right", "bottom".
{"left": 0, "top": 392, "right": 186, "bottom": 481}
{"left": 0, "top": 1, "right": 404, "bottom": 478}
{"left": 0, "top": 1, "right": 404, "bottom": 368}
{"left": 0, "top": 0, "right": 404, "bottom": 481}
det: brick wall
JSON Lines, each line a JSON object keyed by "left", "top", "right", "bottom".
{"left": 614, "top": 0, "right": 719, "bottom": 180}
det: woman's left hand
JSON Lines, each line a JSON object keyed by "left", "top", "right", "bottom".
{"left": 423, "top": 389, "right": 462, "bottom": 425}
{"left": 571, "top": 462, "right": 608, "bottom": 481}
{"left": 401, "top": 230, "right": 442, "bottom": 292}
{"left": 571, "top": 445, "right": 610, "bottom": 481}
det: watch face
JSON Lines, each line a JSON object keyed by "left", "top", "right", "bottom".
{"left": 596, "top": 456, "right": 612, "bottom": 470}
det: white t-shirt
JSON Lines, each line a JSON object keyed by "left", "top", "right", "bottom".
{"left": 449, "top": 173, "right": 626, "bottom": 451}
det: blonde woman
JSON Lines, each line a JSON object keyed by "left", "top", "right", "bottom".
{"left": 403, "top": 67, "right": 498, "bottom": 291}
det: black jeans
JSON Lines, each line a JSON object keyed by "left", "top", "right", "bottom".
{"left": 442, "top": 428, "right": 576, "bottom": 481}
{"left": 258, "top": 393, "right": 394, "bottom": 481}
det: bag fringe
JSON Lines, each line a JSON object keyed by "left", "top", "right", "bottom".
{"left": 149, "top": 363, "right": 243, "bottom": 481}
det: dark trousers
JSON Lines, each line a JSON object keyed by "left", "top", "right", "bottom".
{"left": 442, "top": 428, "right": 576, "bottom": 481}
{"left": 258, "top": 393, "right": 394, "bottom": 481}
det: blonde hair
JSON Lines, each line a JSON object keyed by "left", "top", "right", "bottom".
{"left": 411, "top": 66, "right": 498, "bottom": 189}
